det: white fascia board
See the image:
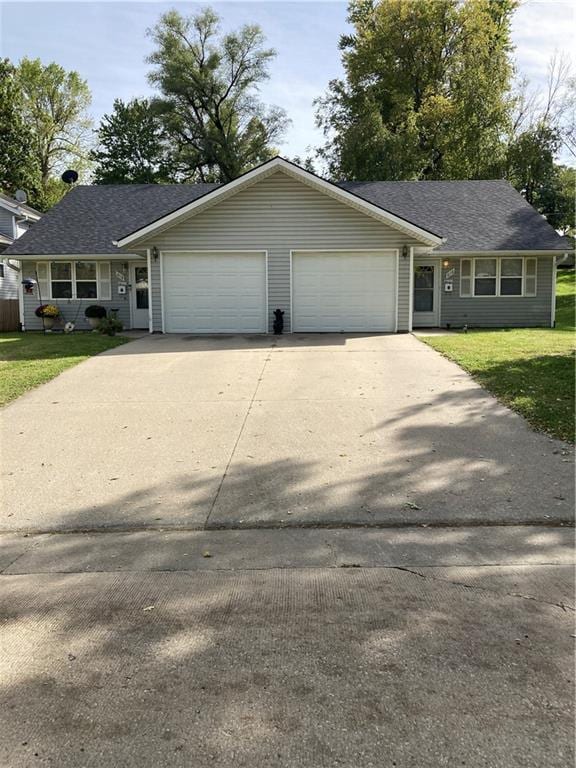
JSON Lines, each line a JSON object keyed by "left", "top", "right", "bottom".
{"left": 16, "top": 253, "right": 144, "bottom": 260}
{"left": 115, "top": 157, "right": 444, "bottom": 248}
{"left": 442, "top": 250, "right": 564, "bottom": 256}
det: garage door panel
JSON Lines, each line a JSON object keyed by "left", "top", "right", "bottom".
{"left": 163, "top": 252, "right": 266, "bottom": 333}
{"left": 292, "top": 251, "right": 397, "bottom": 332}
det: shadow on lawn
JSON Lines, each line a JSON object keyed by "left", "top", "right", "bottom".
{"left": 455, "top": 353, "right": 575, "bottom": 443}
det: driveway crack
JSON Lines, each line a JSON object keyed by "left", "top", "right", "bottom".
{"left": 204, "top": 350, "right": 273, "bottom": 528}
{"left": 390, "top": 565, "right": 574, "bottom": 612}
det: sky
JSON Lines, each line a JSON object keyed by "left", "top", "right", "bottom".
{"left": 0, "top": 0, "right": 574, "bottom": 161}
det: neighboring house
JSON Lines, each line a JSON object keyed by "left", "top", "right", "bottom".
{"left": 4, "top": 157, "right": 571, "bottom": 334}
{"left": 0, "top": 193, "right": 42, "bottom": 330}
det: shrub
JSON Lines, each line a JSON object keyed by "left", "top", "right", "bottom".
{"left": 97, "top": 316, "right": 123, "bottom": 336}
{"left": 35, "top": 304, "right": 60, "bottom": 318}
{"left": 84, "top": 305, "right": 107, "bottom": 319}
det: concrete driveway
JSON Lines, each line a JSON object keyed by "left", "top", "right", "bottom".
{"left": 1, "top": 333, "right": 573, "bottom": 532}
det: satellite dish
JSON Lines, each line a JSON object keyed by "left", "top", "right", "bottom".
{"left": 14, "top": 189, "right": 27, "bottom": 203}
{"left": 61, "top": 169, "right": 79, "bottom": 185}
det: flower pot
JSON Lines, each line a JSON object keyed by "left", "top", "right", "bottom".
{"left": 43, "top": 317, "right": 56, "bottom": 330}
{"left": 87, "top": 317, "right": 101, "bottom": 329}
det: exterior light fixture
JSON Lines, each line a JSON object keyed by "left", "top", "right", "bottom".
{"left": 402, "top": 245, "right": 409, "bottom": 258}
{"left": 152, "top": 246, "right": 160, "bottom": 261}
{"left": 442, "top": 259, "right": 450, "bottom": 268}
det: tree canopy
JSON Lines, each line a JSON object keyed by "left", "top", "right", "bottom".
{"left": 316, "top": 0, "right": 518, "bottom": 181}
{"left": 146, "top": 8, "right": 289, "bottom": 183}
{"left": 92, "top": 98, "right": 172, "bottom": 184}
{"left": 0, "top": 59, "right": 39, "bottom": 199}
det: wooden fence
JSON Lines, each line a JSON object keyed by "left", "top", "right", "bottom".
{"left": 0, "top": 300, "right": 20, "bottom": 331}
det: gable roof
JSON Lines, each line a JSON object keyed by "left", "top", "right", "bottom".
{"left": 114, "top": 157, "right": 443, "bottom": 247}
{"left": 4, "top": 158, "right": 569, "bottom": 256}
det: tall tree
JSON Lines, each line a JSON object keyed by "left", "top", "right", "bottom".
{"left": 316, "top": 0, "right": 517, "bottom": 181}
{"left": 146, "top": 8, "right": 289, "bottom": 182}
{"left": 92, "top": 98, "right": 172, "bottom": 184}
{"left": 507, "top": 54, "right": 576, "bottom": 230}
{"left": 0, "top": 59, "right": 39, "bottom": 198}
{"left": 16, "top": 58, "right": 92, "bottom": 209}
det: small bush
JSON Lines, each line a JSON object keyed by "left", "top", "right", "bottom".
{"left": 97, "top": 316, "right": 123, "bottom": 336}
{"left": 84, "top": 305, "right": 107, "bottom": 319}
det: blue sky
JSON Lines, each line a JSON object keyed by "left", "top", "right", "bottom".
{"left": 1, "top": 0, "right": 574, "bottom": 160}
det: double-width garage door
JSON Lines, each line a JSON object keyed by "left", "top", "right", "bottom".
{"left": 292, "top": 250, "right": 397, "bottom": 332}
{"left": 163, "top": 251, "right": 267, "bottom": 333}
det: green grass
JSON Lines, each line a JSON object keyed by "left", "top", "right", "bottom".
{"left": 424, "top": 270, "right": 575, "bottom": 442}
{"left": 0, "top": 332, "right": 129, "bottom": 407}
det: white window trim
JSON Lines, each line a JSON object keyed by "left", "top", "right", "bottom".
{"left": 461, "top": 257, "right": 537, "bottom": 298}
{"left": 47, "top": 260, "right": 110, "bottom": 300}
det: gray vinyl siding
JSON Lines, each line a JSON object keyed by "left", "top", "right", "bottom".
{"left": 138, "top": 171, "right": 420, "bottom": 333}
{"left": 0, "top": 260, "right": 19, "bottom": 299}
{"left": 440, "top": 255, "right": 554, "bottom": 328}
{"left": 0, "top": 208, "right": 14, "bottom": 238}
{"left": 20, "top": 259, "right": 132, "bottom": 331}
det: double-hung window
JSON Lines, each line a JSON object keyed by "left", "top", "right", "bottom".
{"left": 460, "top": 257, "right": 537, "bottom": 298}
{"left": 474, "top": 258, "right": 497, "bottom": 296}
{"left": 36, "top": 261, "right": 111, "bottom": 300}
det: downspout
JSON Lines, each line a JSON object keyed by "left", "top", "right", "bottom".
{"left": 408, "top": 247, "right": 414, "bottom": 332}
{"left": 146, "top": 248, "right": 153, "bottom": 334}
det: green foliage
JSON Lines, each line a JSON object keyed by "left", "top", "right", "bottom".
{"left": 316, "top": 0, "right": 518, "bottom": 181}
{"left": 16, "top": 57, "right": 93, "bottom": 210}
{"left": 96, "top": 316, "right": 123, "bottom": 336}
{"left": 92, "top": 98, "right": 173, "bottom": 184}
{"left": 555, "top": 269, "right": 575, "bottom": 331}
{"left": 146, "top": 8, "right": 289, "bottom": 182}
{"left": 0, "top": 59, "right": 40, "bottom": 198}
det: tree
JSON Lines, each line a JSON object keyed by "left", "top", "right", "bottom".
{"left": 92, "top": 98, "right": 173, "bottom": 184}
{"left": 146, "top": 8, "right": 289, "bottom": 182}
{"left": 16, "top": 58, "right": 93, "bottom": 209}
{"left": 537, "top": 166, "right": 575, "bottom": 236}
{"left": 0, "top": 59, "right": 39, "bottom": 198}
{"left": 315, "top": 0, "right": 517, "bottom": 181}
{"left": 507, "top": 54, "right": 576, "bottom": 230}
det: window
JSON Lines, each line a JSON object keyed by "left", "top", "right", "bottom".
{"left": 40, "top": 261, "right": 112, "bottom": 300}
{"left": 474, "top": 258, "right": 497, "bottom": 296}
{"left": 75, "top": 261, "right": 97, "bottom": 299}
{"left": 500, "top": 258, "right": 523, "bottom": 295}
{"left": 51, "top": 262, "right": 73, "bottom": 298}
{"left": 460, "top": 257, "right": 537, "bottom": 298}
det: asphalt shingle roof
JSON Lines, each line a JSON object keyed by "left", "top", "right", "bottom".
{"left": 5, "top": 177, "right": 568, "bottom": 256}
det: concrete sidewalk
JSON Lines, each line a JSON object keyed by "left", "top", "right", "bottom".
{"left": 1, "top": 333, "right": 574, "bottom": 532}
{"left": 1, "top": 525, "right": 574, "bottom": 768}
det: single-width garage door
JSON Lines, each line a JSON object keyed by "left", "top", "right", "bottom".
{"left": 163, "top": 251, "right": 267, "bottom": 333}
{"left": 292, "top": 250, "right": 397, "bottom": 332}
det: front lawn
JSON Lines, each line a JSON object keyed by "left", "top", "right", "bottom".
{"left": 423, "top": 270, "right": 575, "bottom": 442}
{"left": 0, "top": 332, "right": 129, "bottom": 407}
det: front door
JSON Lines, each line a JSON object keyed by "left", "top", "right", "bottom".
{"left": 413, "top": 262, "right": 440, "bottom": 327}
{"left": 130, "top": 264, "right": 149, "bottom": 329}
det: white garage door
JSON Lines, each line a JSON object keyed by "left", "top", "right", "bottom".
{"left": 163, "top": 251, "right": 267, "bottom": 333}
{"left": 292, "top": 250, "right": 397, "bottom": 332}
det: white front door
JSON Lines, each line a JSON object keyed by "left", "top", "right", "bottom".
{"left": 130, "top": 263, "right": 150, "bottom": 329}
{"left": 413, "top": 261, "right": 440, "bottom": 327}
{"left": 292, "top": 250, "right": 398, "bottom": 332}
